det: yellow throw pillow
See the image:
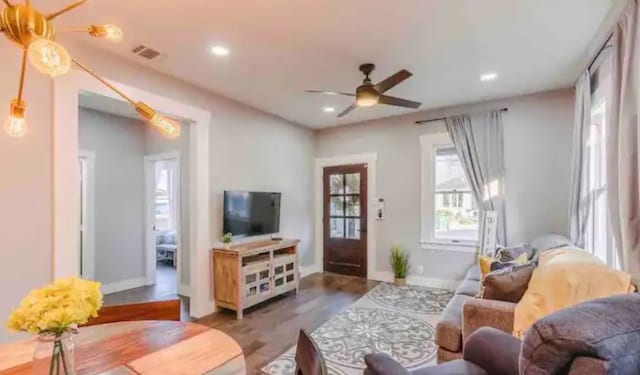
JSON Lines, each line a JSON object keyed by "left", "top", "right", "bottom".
{"left": 479, "top": 255, "right": 493, "bottom": 278}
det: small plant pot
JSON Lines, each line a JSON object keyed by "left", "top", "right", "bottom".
{"left": 394, "top": 277, "right": 406, "bottom": 287}
{"left": 222, "top": 242, "right": 231, "bottom": 249}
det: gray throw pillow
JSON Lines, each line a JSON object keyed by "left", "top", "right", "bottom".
{"left": 520, "top": 294, "right": 640, "bottom": 374}
{"left": 496, "top": 243, "right": 535, "bottom": 262}
{"left": 482, "top": 263, "right": 535, "bottom": 303}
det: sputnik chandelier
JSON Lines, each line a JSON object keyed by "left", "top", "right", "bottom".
{"left": 0, "top": 0, "right": 180, "bottom": 138}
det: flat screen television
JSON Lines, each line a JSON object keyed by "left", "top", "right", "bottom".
{"left": 223, "top": 191, "right": 281, "bottom": 237}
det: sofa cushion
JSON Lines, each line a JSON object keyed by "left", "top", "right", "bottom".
{"left": 456, "top": 279, "right": 481, "bottom": 297}
{"left": 415, "top": 360, "right": 486, "bottom": 375}
{"left": 520, "top": 294, "right": 640, "bottom": 375}
{"left": 464, "top": 266, "right": 481, "bottom": 282}
{"left": 436, "top": 294, "right": 472, "bottom": 352}
{"left": 482, "top": 263, "right": 534, "bottom": 303}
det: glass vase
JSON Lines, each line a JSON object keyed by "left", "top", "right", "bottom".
{"left": 33, "top": 332, "right": 76, "bottom": 375}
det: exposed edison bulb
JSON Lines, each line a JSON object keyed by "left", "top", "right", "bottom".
{"left": 28, "top": 39, "right": 71, "bottom": 78}
{"left": 90, "top": 24, "right": 123, "bottom": 42}
{"left": 135, "top": 102, "right": 181, "bottom": 139}
{"left": 4, "top": 99, "right": 27, "bottom": 138}
{"left": 150, "top": 114, "right": 181, "bottom": 139}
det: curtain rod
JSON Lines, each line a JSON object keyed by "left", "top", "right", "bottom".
{"left": 415, "top": 107, "right": 508, "bottom": 125}
{"left": 587, "top": 34, "right": 613, "bottom": 72}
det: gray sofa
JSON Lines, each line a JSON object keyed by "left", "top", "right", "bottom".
{"left": 435, "top": 234, "right": 576, "bottom": 362}
{"left": 365, "top": 294, "right": 640, "bottom": 375}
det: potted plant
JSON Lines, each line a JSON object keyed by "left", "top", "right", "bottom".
{"left": 7, "top": 277, "right": 103, "bottom": 375}
{"left": 221, "top": 232, "right": 233, "bottom": 248}
{"left": 390, "top": 245, "right": 410, "bottom": 286}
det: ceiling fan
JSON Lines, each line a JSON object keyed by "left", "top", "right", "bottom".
{"left": 305, "top": 63, "right": 422, "bottom": 118}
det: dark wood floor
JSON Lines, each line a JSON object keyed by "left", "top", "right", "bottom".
{"left": 196, "top": 272, "right": 379, "bottom": 374}
{"left": 103, "top": 263, "right": 191, "bottom": 320}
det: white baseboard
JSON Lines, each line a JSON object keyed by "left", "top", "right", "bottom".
{"left": 300, "top": 264, "right": 323, "bottom": 278}
{"left": 178, "top": 284, "right": 191, "bottom": 297}
{"left": 371, "top": 271, "right": 460, "bottom": 290}
{"left": 101, "top": 277, "right": 147, "bottom": 295}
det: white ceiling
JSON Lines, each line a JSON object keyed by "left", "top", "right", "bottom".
{"left": 50, "top": 0, "right": 615, "bottom": 128}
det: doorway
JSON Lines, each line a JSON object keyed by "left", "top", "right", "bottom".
{"left": 145, "top": 153, "right": 181, "bottom": 299}
{"left": 323, "top": 164, "right": 368, "bottom": 277}
{"left": 79, "top": 150, "right": 96, "bottom": 280}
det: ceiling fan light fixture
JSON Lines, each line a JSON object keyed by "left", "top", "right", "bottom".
{"left": 27, "top": 38, "right": 72, "bottom": 78}
{"left": 356, "top": 85, "right": 379, "bottom": 107}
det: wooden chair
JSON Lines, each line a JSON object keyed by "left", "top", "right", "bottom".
{"left": 84, "top": 299, "right": 181, "bottom": 326}
{"left": 295, "top": 329, "right": 328, "bottom": 375}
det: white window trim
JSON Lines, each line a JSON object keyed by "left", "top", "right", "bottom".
{"left": 420, "top": 132, "right": 477, "bottom": 253}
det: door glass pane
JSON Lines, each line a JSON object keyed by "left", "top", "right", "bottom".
{"left": 330, "top": 218, "right": 344, "bottom": 238}
{"left": 346, "top": 196, "right": 360, "bottom": 216}
{"left": 330, "top": 196, "right": 344, "bottom": 216}
{"left": 346, "top": 218, "right": 360, "bottom": 239}
{"left": 345, "top": 173, "right": 360, "bottom": 194}
{"left": 330, "top": 174, "right": 344, "bottom": 194}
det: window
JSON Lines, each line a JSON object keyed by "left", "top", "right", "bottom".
{"left": 585, "top": 51, "right": 618, "bottom": 268}
{"left": 154, "top": 160, "right": 178, "bottom": 231}
{"left": 421, "top": 133, "right": 479, "bottom": 248}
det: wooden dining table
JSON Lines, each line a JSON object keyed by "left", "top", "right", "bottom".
{"left": 0, "top": 321, "right": 245, "bottom": 374}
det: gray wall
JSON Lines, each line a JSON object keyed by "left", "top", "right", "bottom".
{"left": 316, "top": 89, "right": 575, "bottom": 280}
{"left": 78, "top": 108, "right": 147, "bottom": 285}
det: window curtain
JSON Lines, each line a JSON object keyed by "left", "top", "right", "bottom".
{"left": 608, "top": 0, "right": 640, "bottom": 278}
{"left": 445, "top": 111, "right": 507, "bottom": 245}
{"left": 568, "top": 72, "right": 593, "bottom": 249}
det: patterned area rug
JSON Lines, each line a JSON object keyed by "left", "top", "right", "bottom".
{"left": 262, "top": 282, "right": 455, "bottom": 375}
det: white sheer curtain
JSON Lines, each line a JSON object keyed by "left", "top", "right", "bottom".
{"left": 608, "top": 0, "right": 640, "bottom": 278}
{"left": 568, "top": 72, "right": 592, "bottom": 249}
{"left": 445, "top": 111, "right": 507, "bottom": 246}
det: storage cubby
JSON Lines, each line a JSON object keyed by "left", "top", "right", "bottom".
{"left": 212, "top": 239, "right": 300, "bottom": 320}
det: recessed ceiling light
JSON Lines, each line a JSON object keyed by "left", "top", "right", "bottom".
{"left": 210, "top": 45, "right": 230, "bottom": 56}
{"left": 480, "top": 72, "right": 498, "bottom": 82}
{"left": 323, "top": 106, "right": 335, "bottom": 113}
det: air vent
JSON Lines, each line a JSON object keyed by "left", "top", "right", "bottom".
{"left": 131, "top": 44, "right": 161, "bottom": 60}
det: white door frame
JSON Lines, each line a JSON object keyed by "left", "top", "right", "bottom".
{"left": 78, "top": 150, "right": 96, "bottom": 280}
{"left": 53, "top": 69, "right": 213, "bottom": 318}
{"left": 314, "top": 153, "right": 378, "bottom": 279}
{"left": 144, "top": 152, "right": 182, "bottom": 291}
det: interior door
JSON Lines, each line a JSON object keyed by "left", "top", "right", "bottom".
{"left": 323, "top": 164, "right": 367, "bottom": 277}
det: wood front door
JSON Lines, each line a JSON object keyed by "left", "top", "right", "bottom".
{"left": 323, "top": 164, "right": 367, "bottom": 277}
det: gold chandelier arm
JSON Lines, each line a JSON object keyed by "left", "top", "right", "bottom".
{"left": 72, "top": 58, "right": 136, "bottom": 106}
{"left": 17, "top": 48, "right": 27, "bottom": 102}
{"left": 58, "top": 27, "right": 91, "bottom": 33}
{"left": 46, "top": 0, "right": 89, "bottom": 21}
{"left": 2, "top": 0, "right": 13, "bottom": 7}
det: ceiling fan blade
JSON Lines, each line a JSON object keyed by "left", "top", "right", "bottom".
{"left": 374, "top": 69, "right": 412, "bottom": 94}
{"left": 378, "top": 95, "right": 422, "bottom": 109}
{"left": 305, "top": 90, "right": 355, "bottom": 97}
{"left": 337, "top": 103, "right": 358, "bottom": 118}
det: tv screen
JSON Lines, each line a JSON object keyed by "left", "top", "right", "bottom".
{"left": 223, "top": 191, "right": 281, "bottom": 237}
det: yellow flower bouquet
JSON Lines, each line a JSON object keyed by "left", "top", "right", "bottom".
{"left": 7, "top": 277, "right": 103, "bottom": 375}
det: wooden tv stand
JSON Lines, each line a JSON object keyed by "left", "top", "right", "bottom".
{"left": 212, "top": 239, "right": 300, "bottom": 320}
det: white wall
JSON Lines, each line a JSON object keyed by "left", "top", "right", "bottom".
{"left": 315, "top": 89, "right": 575, "bottom": 280}
{"left": 0, "top": 40, "right": 315, "bottom": 343}
{"left": 79, "top": 108, "right": 147, "bottom": 285}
